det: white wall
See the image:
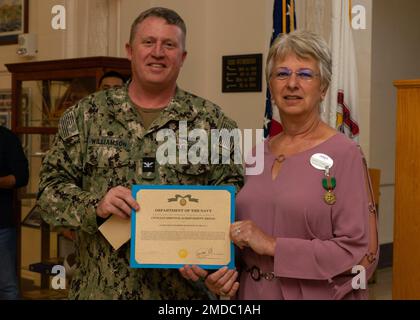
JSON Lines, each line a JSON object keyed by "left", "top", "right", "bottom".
{"left": 371, "top": 0, "right": 420, "bottom": 244}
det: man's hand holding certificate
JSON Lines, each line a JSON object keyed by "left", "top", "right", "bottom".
{"left": 130, "top": 185, "right": 235, "bottom": 269}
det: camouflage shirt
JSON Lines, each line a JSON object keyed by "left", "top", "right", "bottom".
{"left": 37, "top": 85, "right": 244, "bottom": 300}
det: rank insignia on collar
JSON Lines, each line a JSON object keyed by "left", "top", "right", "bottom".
{"left": 142, "top": 157, "right": 155, "bottom": 173}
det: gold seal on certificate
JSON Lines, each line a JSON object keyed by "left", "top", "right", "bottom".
{"left": 130, "top": 185, "right": 235, "bottom": 269}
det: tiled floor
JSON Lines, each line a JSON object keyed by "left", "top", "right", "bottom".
{"left": 369, "top": 267, "right": 392, "bottom": 300}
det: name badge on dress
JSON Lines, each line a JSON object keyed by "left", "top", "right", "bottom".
{"left": 310, "top": 153, "right": 337, "bottom": 205}
{"left": 310, "top": 153, "right": 334, "bottom": 171}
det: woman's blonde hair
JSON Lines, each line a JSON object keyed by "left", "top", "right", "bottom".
{"left": 266, "top": 30, "right": 332, "bottom": 90}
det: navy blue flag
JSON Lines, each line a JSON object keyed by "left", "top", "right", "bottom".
{"left": 263, "top": 0, "right": 297, "bottom": 138}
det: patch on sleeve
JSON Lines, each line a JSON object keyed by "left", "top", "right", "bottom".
{"left": 59, "top": 111, "right": 79, "bottom": 140}
{"left": 218, "top": 116, "right": 239, "bottom": 151}
{"left": 219, "top": 116, "right": 237, "bottom": 131}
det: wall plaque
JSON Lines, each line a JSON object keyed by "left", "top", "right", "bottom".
{"left": 222, "top": 54, "right": 262, "bottom": 93}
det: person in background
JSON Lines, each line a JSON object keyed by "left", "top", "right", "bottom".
{"left": 52, "top": 79, "right": 92, "bottom": 120}
{"left": 98, "top": 71, "right": 126, "bottom": 90}
{"left": 37, "top": 7, "right": 243, "bottom": 299}
{"left": 181, "top": 30, "right": 378, "bottom": 300}
{"left": 0, "top": 126, "right": 29, "bottom": 300}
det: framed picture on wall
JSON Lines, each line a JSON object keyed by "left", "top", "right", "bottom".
{"left": 0, "top": 0, "right": 28, "bottom": 45}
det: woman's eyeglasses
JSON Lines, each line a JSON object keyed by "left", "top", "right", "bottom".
{"left": 273, "top": 68, "right": 319, "bottom": 81}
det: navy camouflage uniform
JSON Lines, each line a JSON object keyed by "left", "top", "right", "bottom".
{"left": 37, "top": 85, "right": 244, "bottom": 299}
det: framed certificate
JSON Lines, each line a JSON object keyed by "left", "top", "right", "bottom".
{"left": 130, "top": 185, "right": 235, "bottom": 269}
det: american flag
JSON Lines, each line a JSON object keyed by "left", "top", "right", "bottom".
{"left": 263, "top": 0, "right": 297, "bottom": 138}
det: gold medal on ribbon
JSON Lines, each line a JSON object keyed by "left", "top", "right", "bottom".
{"left": 324, "top": 190, "right": 336, "bottom": 205}
{"left": 322, "top": 169, "right": 337, "bottom": 205}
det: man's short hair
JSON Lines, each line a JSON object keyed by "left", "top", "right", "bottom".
{"left": 129, "top": 7, "right": 186, "bottom": 49}
{"left": 99, "top": 71, "right": 125, "bottom": 87}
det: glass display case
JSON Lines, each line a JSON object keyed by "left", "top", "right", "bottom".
{"left": 5, "top": 57, "right": 131, "bottom": 296}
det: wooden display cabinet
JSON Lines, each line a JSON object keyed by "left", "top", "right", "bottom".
{"left": 5, "top": 57, "right": 130, "bottom": 297}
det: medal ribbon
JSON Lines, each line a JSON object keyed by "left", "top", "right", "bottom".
{"left": 322, "top": 168, "right": 337, "bottom": 205}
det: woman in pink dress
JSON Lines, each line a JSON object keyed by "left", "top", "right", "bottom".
{"left": 181, "top": 30, "right": 378, "bottom": 299}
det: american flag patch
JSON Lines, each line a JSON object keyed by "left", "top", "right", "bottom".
{"left": 59, "top": 111, "right": 79, "bottom": 139}
{"left": 219, "top": 117, "right": 238, "bottom": 151}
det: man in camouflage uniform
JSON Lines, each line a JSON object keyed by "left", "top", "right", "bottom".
{"left": 37, "top": 7, "right": 243, "bottom": 299}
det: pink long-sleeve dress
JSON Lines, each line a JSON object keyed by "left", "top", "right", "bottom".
{"left": 235, "top": 133, "right": 378, "bottom": 300}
